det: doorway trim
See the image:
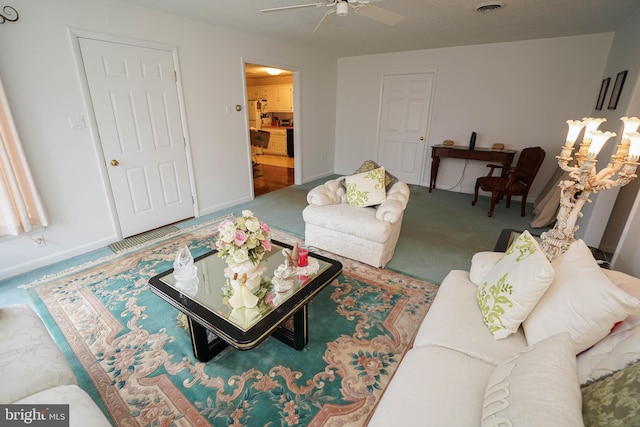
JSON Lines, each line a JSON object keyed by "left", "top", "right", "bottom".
{"left": 68, "top": 28, "right": 198, "bottom": 239}
{"left": 241, "top": 57, "right": 302, "bottom": 188}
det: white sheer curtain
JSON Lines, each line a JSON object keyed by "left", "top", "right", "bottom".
{"left": 0, "top": 77, "right": 48, "bottom": 236}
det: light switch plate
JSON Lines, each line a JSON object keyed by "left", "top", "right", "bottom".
{"left": 68, "top": 116, "right": 86, "bottom": 130}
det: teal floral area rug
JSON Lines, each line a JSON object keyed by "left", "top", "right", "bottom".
{"left": 22, "top": 218, "right": 439, "bottom": 426}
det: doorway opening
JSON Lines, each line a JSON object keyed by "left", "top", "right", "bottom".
{"left": 245, "top": 63, "right": 295, "bottom": 196}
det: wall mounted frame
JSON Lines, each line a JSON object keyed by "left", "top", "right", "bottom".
{"left": 595, "top": 77, "right": 610, "bottom": 110}
{"left": 608, "top": 70, "right": 628, "bottom": 110}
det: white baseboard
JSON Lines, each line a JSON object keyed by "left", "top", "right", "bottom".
{"left": 0, "top": 237, "right": 115, "bottom": 281}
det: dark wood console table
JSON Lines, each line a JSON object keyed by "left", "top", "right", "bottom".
{"left": 429, "top": 145, "right": 517, "bottom": 192}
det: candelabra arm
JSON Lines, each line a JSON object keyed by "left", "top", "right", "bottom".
{"left": 558, "top": 161, "right": 579, "bottom": 174}
{"left": 593, "top": 165, "right": 620, "bottom": 183}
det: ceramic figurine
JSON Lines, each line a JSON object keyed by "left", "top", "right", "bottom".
{"left": 173, "top": 246, "right": 198, "bottom": 294}
{"left": 273, "top": 245, "right": 299, "bottom": 292}
{"left": 228, "top": 273, "right": 259, "bottom": 309}
{"left": 282, "top": 243, "right": 300, "bottom": 268}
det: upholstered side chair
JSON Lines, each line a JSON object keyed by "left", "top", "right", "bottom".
{"left": 302, "top": 176, "right": 410, "bottom": 268}
{"left": 471, "top": 146, "right": 546, "bottom": 217}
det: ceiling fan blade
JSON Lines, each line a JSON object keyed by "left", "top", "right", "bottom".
{"left": 313, "top": 9, "right": 337, "bottom": 32}
{"left": 353, "top": 4, "right": 403, "bottom": 26}
{"left": 261, "top": 2, "right": 331, "bottom": 13}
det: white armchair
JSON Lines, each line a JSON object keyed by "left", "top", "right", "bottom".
{"left": 302, "top": 177, "right": 410, "bottom": 268}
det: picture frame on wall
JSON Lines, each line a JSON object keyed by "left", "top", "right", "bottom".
{"left": 595, "top": 77, "right": 610, "bottom": 110}
{"left": 608, "top": 70, "right": 628, "bottom": 110}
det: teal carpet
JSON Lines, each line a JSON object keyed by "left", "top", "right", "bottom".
{"left": 0, "top": 179, "right": 541, "bottom": 306}
{"left": 21, "top": 218, "right": 438, "bottom": 426}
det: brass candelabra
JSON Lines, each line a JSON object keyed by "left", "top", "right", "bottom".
{"left": 540, "top": 117, "right": 640, "bottom": 261}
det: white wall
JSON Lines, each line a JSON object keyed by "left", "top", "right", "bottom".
{"left": 612, "top": 73, "right": 640, "bottom": 275}
{"left": 0, "top": 0, "right": 337, "bottom": 279}
{"left": 335, "top": 34, "right": 613, "bottom": 199}
{"left": 608, "top": 7, "right": 640, "bottom": 275}
{"left": 577, "top": 6, "right": 640, "bottom": 250}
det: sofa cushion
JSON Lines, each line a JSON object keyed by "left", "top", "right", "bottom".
{"left": 413, "top": 270, "right": 527, "bottom": 365}
{"left": 303, "top": 203, "right": 394, "bottom": 243}
{"left": 581, "top": 359, "right": 640, "bottom": 427}
{"left": 15, "top": 384, "right": 112, "bottom": 427}
{"left": 577, "top": 315, "right": 640, "bottom": 384}
{"left": 369, "top": 345, "right": 495, "bottom": 427}
{"left": 575, "top": 268, "right": 640, "bottom": 384}
{"left": 345, "top": 166, "right": 387, "bottom": 207}
{"left": 481, "top": 332, "right": 583, "bottom": 427}
{"left": 476, "top": 230, "right": 555, "bottom": 339}
{"left": 0, "top": 305, "right": 77, "bottom": 403}
{"left": 524, "top": 240, "right": 640, "bottom": 354}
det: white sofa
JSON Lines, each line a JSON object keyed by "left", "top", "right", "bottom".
{"left": 0, "top": 304, "right": 112, "bottom": 427}
{"left": 369, "top": 244, "right": 640, "bottom": 426}
{"left": 302, "top": 177, "right": 410, "bottom": 268}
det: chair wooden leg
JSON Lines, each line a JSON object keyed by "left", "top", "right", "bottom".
{"left": 506, "top": 196, "right": 511, "bottom": 208}
{"left": 488, "top": 192, "right": 499, "bottom": 217}
{"left": 472, "top": 181, "right": 480, "bottom": 206}
{"left": 521, "top": 197, "right": 527, "bottom": 216}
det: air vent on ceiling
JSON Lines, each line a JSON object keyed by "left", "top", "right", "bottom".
{"left": 474, "top": 2, "right": 504, "bottom": 12}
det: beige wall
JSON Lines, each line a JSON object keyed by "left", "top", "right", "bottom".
{"left": 334, "top": 34, "right": 613, "bottom": 200}
{"left": 0, "top": 0, "right": 337, "bottom": 279}
{"left": 577, "top": 6, "right": 640, "bottom": 254}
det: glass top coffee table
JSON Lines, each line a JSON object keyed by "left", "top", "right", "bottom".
{"left": 148, "top": 240, "right": 342, "bottom": 362}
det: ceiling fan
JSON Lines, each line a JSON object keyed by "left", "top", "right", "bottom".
{"left": 261, "top": 0, "right": 404, "bottom": 33}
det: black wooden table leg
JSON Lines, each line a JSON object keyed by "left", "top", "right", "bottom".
{"left": 188, "top": 317, "right": 229, "bottom": 362}
{"left": 272, "top": 305, "right": 308, "bottom": 350}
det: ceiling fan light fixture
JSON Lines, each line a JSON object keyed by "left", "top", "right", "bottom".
{"left": 264, "top": 67, "right": 283, "bottom": 76}
{"left": 474, "top": 2, "right": 504, "bottom": 12}
{"left": 337, "top": 1, "right": 349, "bottom": 16}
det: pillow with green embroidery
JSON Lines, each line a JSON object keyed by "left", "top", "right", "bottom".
{"left": 344, "top": 167, "right": 387, "bottom": 207}
{"left": 477, "top": 230, "right": 555, "bottom": 339}
{"left": 353, "top": 160, "right": 398, "bottom": 192}
{"left": 581, "top": 359, "right": 640, "bottom": 427}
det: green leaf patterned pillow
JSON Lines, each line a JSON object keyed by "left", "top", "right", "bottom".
{"left": 345, "top": 166, "right": 387, "bottom": 207}
{"left": 353, "top": 160, "right": 398, "bottom": 192}
{"left": 581, "top": 359, "right": 640, "bottom": 427}
{"left": 477, "top": 230, "right": 555, "bottom": 339}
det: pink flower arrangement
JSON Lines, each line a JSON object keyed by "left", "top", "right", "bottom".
{"left": 215, "top": 210, "right": 272, "bottom": 267}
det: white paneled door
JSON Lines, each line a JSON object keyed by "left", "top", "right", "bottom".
{"left": 377, "top": 72, "right": 434, "bottom": 185}
{"left": 79, "top": 38, "right": 194, "bottom": 237}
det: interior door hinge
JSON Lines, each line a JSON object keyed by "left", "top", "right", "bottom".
{"left": 174, "top": 71, "right": 177, "bottom": 82}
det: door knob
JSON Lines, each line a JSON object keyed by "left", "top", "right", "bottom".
{"left": 420, "top": 137, "right": 425, "bottom": 141}
{"left": 110, "top": 159, "right": 119, "bottom": 166}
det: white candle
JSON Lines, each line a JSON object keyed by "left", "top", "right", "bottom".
{"left": 582, "top": 117, "right": 606, "bottom": 137}
{"left": 565, "top": 120, "right": 585, "bottom": 147}
{"left": 628, "top": 132, "right": 640, "bottom": 162}
{"left": 587, "top": 131, "right": 616, "bottom": 158}
{"left": 621, "top": 117, "right": 640, "bottom": 138}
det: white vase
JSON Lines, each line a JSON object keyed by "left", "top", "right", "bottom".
{"left": 224, "top": 259, "right": 266, "bottom": 293}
